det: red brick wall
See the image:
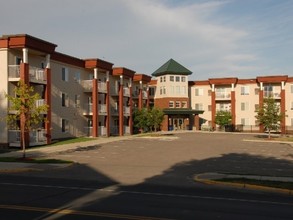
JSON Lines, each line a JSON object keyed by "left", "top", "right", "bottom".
{"left": 154, "top": 97, "right": 190, "bottom": 109}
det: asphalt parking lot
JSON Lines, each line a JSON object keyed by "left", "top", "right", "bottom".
{"left": 47, "top": 132, "right": 293, "bottom": 187}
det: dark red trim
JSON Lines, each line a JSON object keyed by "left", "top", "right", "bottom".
{"left": 92, "top": 79, "right": 98, "bottom": 137}
{"left": 281, "top": 89, "right": 286, "bottom": 134}
{"left": 129, "top": 87, "right": 133, "bottom": 135}
{"left": 211, "top": 91, "right": 216, "bottom": 129}
{"left": 231, "top": 91, "right": 236, "bottom": 126}
{"left": 45, "top": 68, "right": 51, "bottom": 144}
{"left": 259, "top": 90, "right": 264, "bottom": 132}
{"left": 119, "top": 82, "right": 124, "bottom": 136}
{"left": 106, "top": 81, "right": 110, "bottom": 137}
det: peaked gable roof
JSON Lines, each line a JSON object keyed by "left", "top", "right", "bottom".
{"left": 152, "top": 58, "right": 192, "bottom": 77}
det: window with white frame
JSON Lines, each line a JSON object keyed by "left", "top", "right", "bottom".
{"left": 163, "top": 76, "right": 166, "bottom": 82}
{"left": 160, "top": 77, "right": 163, "bottom": 83}
{"left": 170, "top": 76, "right": 174, "bottom": 82}
{"left": 74, "top": 72, "right": 80, "bottom": 83}
{"left": 241, "top": 118, "right": 249, "bottom": 125}
{"left": 182, "top": 86, "right": 186, "bottom": 95}
{"left": 62, "top": 67, "right": 69, "bottom": 81}
{"left": 181, "top": 76, "right": 186, "bottom": 82}
{"left": 160, "top": 87, "right": 162, "bottom": 95}
{"left": 175, "top": 101, "right": 180, "bottom": 108}
{"left": 176, "top": 86, "right": 180, "bottom": 94}
{"left": 175, "top": 76, "right": 180, "bottom": 82}
{"left": 181, "top": 101, "right": 187, "bottom": 108}
{"left": 61, "top": 119, "right": 69, "bottom": 133}
{"left": 241, "top": 102, "right": 249, "bottom": 111}
{"left": 163, "top": 86, "right": 166, "bottom": 94}
{"left": 291, "top": 85, "right": 293, "bottom": 93}
{"left": 170, "top": 86, "right": 174, "bottom": 95}
{"left": 169, "top": 101, "right": 174, "bottom": 108}
{"left": 195, "top": 103, "right": 203, "bottom": 110}
{"left": 241, "top": 86, "right": 249, "bottom": 95}
{"left": 61, "top": 93, "right": 69, "bottom": 107}
{"left": 195, "top": 88, "right": 203, "bottom": 96}
{"left": 74, "top": 95, "right": 80, "bottom": 108}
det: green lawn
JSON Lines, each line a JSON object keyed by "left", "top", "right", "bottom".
{"left": 47, "top": 137, "right": 97, "bottom": 147}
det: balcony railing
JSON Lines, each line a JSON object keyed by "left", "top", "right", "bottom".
{"left": 142, "top": 91, "right": 148, "bottom": 99}
{"left": 124, "top": 126, "right": 130, "bottom": 134}
{"left": 8, "top": 65, "right": 46, "bottom": 83}
{"left": 82, "top": 80, "right": 93, "bottom": 92}
{"left": 84, "top": 126, "right": 107, "bottom": 137}
{"left": 8, "top": 129, "right": 46, "bottom": 147}
{"left": 98, "top": 82, "right": 107, "bottom": 93}
{"left": 215, "top": 93, "right": 231, "bottom": 99}
{"left": 111, "top": 107, "right": 119, "bottom": 115}
{"left": 83, "top": 104, "right": 93, "bottom": 115}
{"left": 98, "top": 104, "right": 107, "bottom": 115}
{"left": 123, "top": 106, "right": 130, "bottom": 115}
{"left": 29, "top": 66, "right": 46, "bottom": 83}
{"left": 264, "top": 92, "right": 281, "bottom": 98}
{"left": 123, "top": 87, "right": 130, "bottom": 97}
{"left": 99, "top": 126, "right": 107, "bottom": 136}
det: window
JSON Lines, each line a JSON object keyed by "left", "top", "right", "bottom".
{"left": 61, "top": 119, "right": 69, "bottom": 133}
{"left": 241, "top": 86, "right": 249, "bottom": 95}
{"left": 163, "top": 86, "right": 166, "bottom": 94}
{"left": 74, "top": 72, "right": 80, "bottom": 83}
{"left": 208, "top": 90, "right": 212, "bottom": 96}
{"left": 181, "top": 77, "right": 186, "bottom": 82}
{"left": 176, "top": 86, "right": 180, "bottom": 94}
{"left": 16, "top": 57, "right": 22, "bottom": 65}
{"left": 175, "top": 101, "right": 180, "bottom": 108}
{"left": 61, "top": 93, "right": 69, "bottom": 107}
{"left": 255, "top": 88, "right": 259, "bottom": 95}
{"left": 182, "top": 101, "right": 187, "bottom": 108}
{"left": 255, "top": 104, "right": 259, "bottom": 111}
{"left": 241, "top": 102, "right": 249, "bottom": 111}
{"left": 170, "top": 76, "right": 174, "bottom": 82}
{"left": 74, "top": 95, "right": 80, "bottom": 108}
{"left": 241, "top": 118, "right": 249, "bottom": 126}
{"left": 264, "top": 85, "right": 273, "bottom": 97}
{"left": 291, "top": 118, "right": 293, "bottom": 126}
{"left": 163, "top": 76, "right": 166, "bottom": 82}
{"left": 169, "top": 101, "right": 174, "bottom": 108}
{"left": 208, "top": 105, "right": 212, "bottom": 111}
{"left": 195, "top": 88, "right": 203, "bottom": 96}
{"left": 160, "top": 87, "right": 162, "bottom": 95}
{"left": 149, "top": 87, "right": 155, "bottom": 96}
{"left": 175, "top": 76, "right": 180, "bottom": 82}
{"left": 160, "top": 77, "right": 163, "bottom": 83}
{"left": 170, "top": 86, "right": 174, "bottom": 95}
{"left": 195, "top": 103, "right": 203, "bottom": 110}
{"left": 291, "top": 85, "right": 293, "bottom": 93}
{"left": 62, "top": 67, "right": 69, "bottom": 81}
{"left": 182, "top": 86, "right": 186, "bottom": 95}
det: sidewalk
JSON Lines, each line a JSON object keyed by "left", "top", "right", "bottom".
{"left": 0, "top": 135, "right": 134, "bottom": 172}
{"left": 195, "top": 173, "right": 293, "bottom": 195}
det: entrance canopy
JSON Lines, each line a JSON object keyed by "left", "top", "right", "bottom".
{"left": 163, "top": 108, "right": 204, "bottom": 115}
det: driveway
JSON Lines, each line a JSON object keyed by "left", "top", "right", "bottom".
{"left": 38, "top": 132, "right": 293, "bottom": 187}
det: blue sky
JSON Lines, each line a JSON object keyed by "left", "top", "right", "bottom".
{"left": 0, "top": 0, "right": 292, "bottom": 80}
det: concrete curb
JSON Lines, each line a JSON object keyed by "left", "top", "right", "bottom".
{"left": 195, "top": 173, "right": 293, "bottom": 196}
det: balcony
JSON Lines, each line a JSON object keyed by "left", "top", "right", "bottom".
{"left": 111, "top": 107, "right": 119, "bottom": 115}
{"left": 82, "top": 80, "right": 93, "bottom": 92}
{"left": 83, "top": 104, "right": 93, "bottom": 115}
{"left": 123, "top": 87, "right": 130, "bottom": 97}
{"left": 84, "top": 126, "right": 107, "bottom": 137}
{"left": 123, "top": 106, "right": 130, "bottom": 115}
{"left": 142, "top": 91, "right": 148, "bottom": 99}
{"left": 98, "top": 104, "right": 107, "bottom": 115}
{"left": 264, "top": 92, "right": 281, "bottom": 99}
{"left": 98, "top": 82, "right": 107, "bottom": 93}
{"left": 124, "top": 126, "right": 130, "bottom": 135}
{"left": 132, "top": 90, "right": 139, "bottom": 98}
{"left": 111, "top": 126, "right": 119, "bottom": 135}
{"left": 8, "top": 129, "right": 47, "bottom": 147}
{"left": 8, "top": 65, "right": 46, "bottom": 84}
{"left": 215, "top": 93, "right": 231, "bottom": 100}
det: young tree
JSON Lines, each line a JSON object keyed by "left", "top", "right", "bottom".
{"left": 133, "top": 108, "right": 149, "bottom": 133}
{"left": 148, "top": 107, "right": 164, "bottom": 132}
{"left": 5, "top": 81, "right": 48, "bottom": 158}
{"left": 215, "top": 110, "right": 232, "bottom": 131}
{"left": 255, "top": 97, "right": 285, "bottom": 139}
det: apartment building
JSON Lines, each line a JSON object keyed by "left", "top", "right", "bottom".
{"left": 0, "top": 34, "right": 151, "bottom": 147}
{"left": 190, "top": 76, "right": 293, "bottom": 133}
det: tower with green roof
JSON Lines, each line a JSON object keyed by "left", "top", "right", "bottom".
{"left": 151, "top": 59, "right": 203, "bottom": 131}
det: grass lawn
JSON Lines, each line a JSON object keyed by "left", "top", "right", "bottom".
{"left": 0, "top": 157, "right": 73, "bottom": 164}
{"left": 217, "top": 178, "right": 293, "bottom": 190}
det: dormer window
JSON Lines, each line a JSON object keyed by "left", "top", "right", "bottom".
{"left": 181, "top": 77, "right": 186, "bottom": 82}
{"left": 170, "top": 76, "right": 174, "bottom": 82}
{"left": 176, "top": 76, "right": 180, "bottom": 82}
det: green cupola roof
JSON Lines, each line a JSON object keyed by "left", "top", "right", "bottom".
{"left": 152, "top": 58, "right": 192, "bottom": 77}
